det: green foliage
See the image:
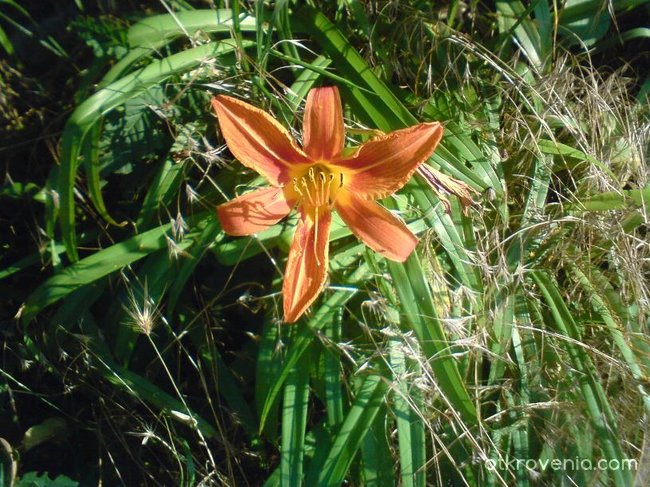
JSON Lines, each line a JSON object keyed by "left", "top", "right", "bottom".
{"left": 1, "top": 0, "right": 649, "bottom": 485}
{"left": 15, "top": 473, "right": 78, "bottom": 487}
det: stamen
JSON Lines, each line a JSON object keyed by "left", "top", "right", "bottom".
{"left": 309, "top": 169, "right": 318, "bottom": 204}
{"left": 319, "top": 172, "right": 327, "bottom": 206}
{"left": 293, "top": 177, "right": 303, "bottom": 197}
{"left": 325, "top": 174, "right": 334, "bottom": 204}
{"left": 292, "top": 165, "right": 344, "bottom": 211}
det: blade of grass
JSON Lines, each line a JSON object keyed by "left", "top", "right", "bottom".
{"left": 305, "top": 373, "right": 390, "bottom": 486}
{"left": 533, "top": 0, "right": 553, "bottom": 57}
{"left": 537, "top": 138, "right": 617, "bottom": 181}
{"left": 521, "top": 154, "right": 552, "bottom": 226}
{"left": 0, "top": 24, "right": 13, "bottom": 55}
{"left": 389, "top": 337, "right": 425, "bottom": 487}
{"left": 487, "top": 292, "right": 515, "bottom": 386}
{"left": 385, "top": 252, "right": 478, "bottom": 424}
{"left": 0, "top": 242, "right": 64, "bottom": 281}
{"left": 286, "top": 55, "right": 332, "bottom": 111}
{"left": 495, "top": 0, "right": 544, "bottom": 68}
{"left": 361, "top": 409, "right": 394, "bottom": 487}
{"left": 19, "top": 218, "right": 200, "bottom": 324}
{"left": 58, "top": 39, "right": 251, "bottom": 261}
{"left": 81, "top": 122, "right": 124, "bottom": 227}
{"left": 504, "top": 390, "right": 531, "bottom": 487}
{"left": 292, "top": 8, "right": 414, "bottom": 128}
{"left": 531, "top": 270, "right": 632, "bottom": 487}
{"left": 323, "top": 313, "right": 345, "bottom": 427}
{"left": 420, "top": 97, "right": 503, "bottom": 194}
{"left": 564, "top": 184, "right": 650, "bottom": 212}
{"left": 281, "top": 345, "right": 312, "bottom": 487}
{"left": 256, "top": 313, "right": 282, "bottom": 441}
{"left": 135, "top": 157, "right": 186, "bottom": 230}
{"left": 411, "top": 184, "right": 482, "bottom": 291}
{"left": 568, "top": 262, "right": 650, "bottom": 414}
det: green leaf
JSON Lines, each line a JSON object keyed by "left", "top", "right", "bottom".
{"left": 127, "top": 9, "right": 258, "bottom": 49}
{"left": 389, "top": 338, "right": 425, "bottom": 487}
{"left": 386, "top": 253, "right": 478, "bottom": 424}
{"left": 21, "top": 418, "right": 68, "bottom": 452}
{"left": 496, "top": 0, "right": 544, "bottom": 67}
{"left": 323, "top": 317, "right": 345, "bottom": 428}
{"left": 564, "top": 184, "right": 650, "bottom": 212}
{"left": 361, "top": 411, "right": 394, "bottom": 487}
{"left": 281, "top": 346, "right": 312, "bottom": 486}
{"left": 531, "top": 270, "right": 632, "bottom": 487}
{"left": 58, "top": 39, "right": 252, "bottom": 261}
{"left": 15, "top": 472, "right": 79, "bottom": 487}
{"left": 0, "top": 24, "right": 14, "bottom": 55}
{"left": 81, "top": 122, "right": 123, "bottom": 227}
{"left": 305, "top": 374, "right": 390, "bottom": 486}
{"left": 135, "top": 156, "right": 186, "bottom": 230}
{"left": 568, "top": 263, "right": 650, "bottom": 414}
{"left": 558, "top": 0, "right": 611, "bottom": 47}
{"left": 20, "top": 222, "right": 176, "bottom": 323}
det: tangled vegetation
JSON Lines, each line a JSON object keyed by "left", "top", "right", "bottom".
{"left": 1, "top": 0, "right": 648, "bottom": 485}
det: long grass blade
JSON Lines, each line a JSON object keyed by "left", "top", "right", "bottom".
{"left": 58, "top": 39, "right": 252, "bottom": 260}
{"left": 389, "top": 337, "right": 425, "bottom": 487}
{"left": 305, "top": 374, "right": 390, "bottom": 486}
{"left": 20, "top": 221, "right": 179, "bottom": 323}
{"left": 281, "top": 346, "right": 312, "bottom": 486}
{"left": 531, "top": 270, "right": 632, "bottom": 487}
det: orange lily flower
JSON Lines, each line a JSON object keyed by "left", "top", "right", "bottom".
{"left": 212, "top": 87, "right": 443, "bottom": 323}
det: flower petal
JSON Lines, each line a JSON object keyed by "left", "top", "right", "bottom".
{"left": 282, "top": 210, "right": 331, "bottom": 323}
{"left": 212, "top": 95, "right": 310, "bottom": 186}
{"left": 335, "top": 191, "right": 417, "bottom": 262}
{"left": 217, "top": 187, "right": 292, "bottom": 236}
{"left": 333, "top": 122, "right": 443, "bottom": 199}
{"left": 303, "top": 86, "right": 345, "bottom": 161}
{"left": 417, "top": 164, "right": 477, "bottom": 215}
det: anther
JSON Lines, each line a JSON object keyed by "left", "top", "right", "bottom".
{"left": 292, "top": 166, "right": 345, "bottom": 210}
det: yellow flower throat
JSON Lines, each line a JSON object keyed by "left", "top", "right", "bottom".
{"left": 291, "top": 165, "right": 344, "bottom": 211}
{"left": 287, "top": 165, "right": 345, "bottom": 266}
